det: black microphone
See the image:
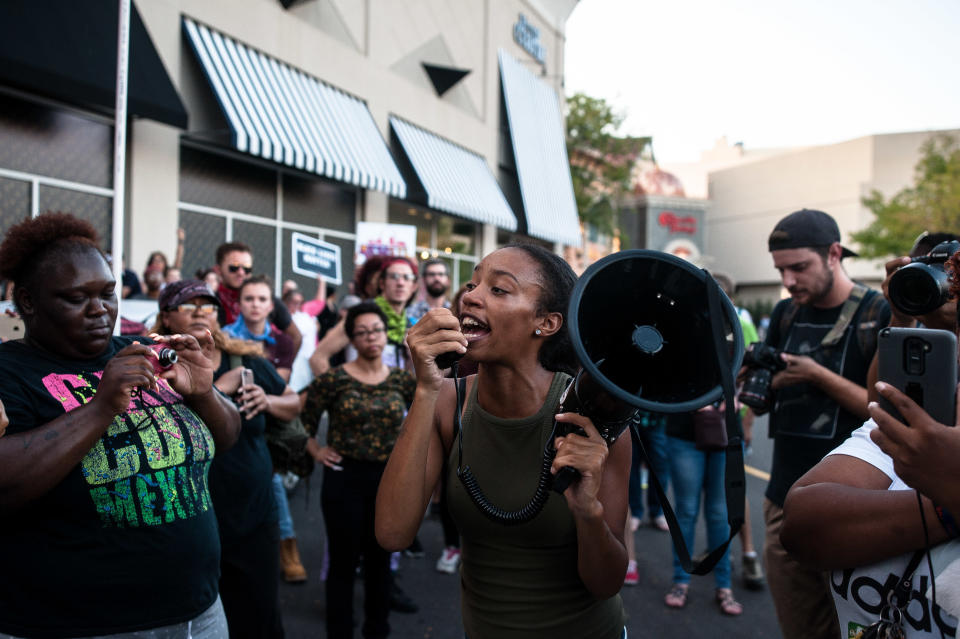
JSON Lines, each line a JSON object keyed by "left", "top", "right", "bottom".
{"left": 435, "top": 350, "right": 464, "bottom": 370}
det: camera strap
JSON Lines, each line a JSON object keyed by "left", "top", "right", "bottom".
{"left": 779, "top": 283, "right": 868, "bottom": 352}
{"left": 819, "top": 283, "right": 868, "bottom": 348}
{"left": 631, "top": 273, "right": 746, "bottom": 575}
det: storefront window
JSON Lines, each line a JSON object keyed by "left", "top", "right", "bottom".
{"left": 437, "top": 217, "right": 476, "bottom": 256}
{"left": 387, "top": 202, "right": 432, "bottom": 248}
{"left": 179, "top": 146, "right": 357, "bottom": 296}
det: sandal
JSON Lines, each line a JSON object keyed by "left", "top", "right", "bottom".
{"left": 664, "top": 583, "right": 688, "bottom": 608}
{"left": 716, "top": 588, "right": 743, "bottom": 616}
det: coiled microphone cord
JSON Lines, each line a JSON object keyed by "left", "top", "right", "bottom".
{"left": 453, "top": 361, "right": 558, "bottom": 525}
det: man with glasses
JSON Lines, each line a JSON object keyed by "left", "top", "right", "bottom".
{"left": 406, "top": 258, "right": 451, "bottom": 324}
{"left": 373, "top": 257, "right": 418, "bottom": 370}
{"left": 213, "top": 242, "right": 301, "bottom": 354}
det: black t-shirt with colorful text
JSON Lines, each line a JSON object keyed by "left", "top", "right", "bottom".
{"left": 0, "top": 337, "right": 220, "bottom": 638}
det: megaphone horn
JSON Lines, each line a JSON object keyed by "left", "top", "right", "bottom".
{"left": 567, "top": 249, "right": 745, "bottom": 416}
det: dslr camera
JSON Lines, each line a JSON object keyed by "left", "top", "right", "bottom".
{"left": 738, "top": 342, "right": 786, "bottom": 412}
{"left": 888, "top": 240, "right": 960, "bottom": 316}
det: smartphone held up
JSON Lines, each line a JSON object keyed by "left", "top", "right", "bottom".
{"left": 878, "top": 327, "right": 957, "bottom": 426}
{"left": 239, "top": 368, "right": 254, "bottom": 417}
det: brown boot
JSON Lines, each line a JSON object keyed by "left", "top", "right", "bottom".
{"left": 280, "top": 537, "right": 307, "bottom": 583}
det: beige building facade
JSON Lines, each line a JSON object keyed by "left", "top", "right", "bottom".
{"left": 701, "top": 129, "right": 960, "bottom": 306}
{"left": 0, "top": 0, "right": 580, "bottom": 296}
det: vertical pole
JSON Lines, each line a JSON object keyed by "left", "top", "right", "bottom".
{"left": 111, "top": 0, "right": 131, "bottom": 335}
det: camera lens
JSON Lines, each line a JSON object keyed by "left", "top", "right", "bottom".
{"left": 888, "top": 262, "right": 951, "bottom": 316}
{"left": 740, "top": 368, "right": 773, "bottom": 411}
{"left": 156, "top": 347, "right": 178, "bottom": 368}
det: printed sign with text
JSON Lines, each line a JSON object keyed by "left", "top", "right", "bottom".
{"left": 291, "top": 233, "right": 342, "bottom": 284}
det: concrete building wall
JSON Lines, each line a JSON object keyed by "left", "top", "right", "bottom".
{"left": 124, "top": 0, "right": 573, "bottom": 270}
{"left": 705, "top": 129, "right": 960, "bottom": 305}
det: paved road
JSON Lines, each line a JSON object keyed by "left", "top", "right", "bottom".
{"left": 280, "top": 414, "right": 783, "bottom": 638}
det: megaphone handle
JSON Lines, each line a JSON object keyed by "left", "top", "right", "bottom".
{"left": 552, "top": 465, "right": 579, "bottom": 493}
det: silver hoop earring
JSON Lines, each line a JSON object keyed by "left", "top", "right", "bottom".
{"left": 535, "top": 329, "right": 542, "bottom": 336}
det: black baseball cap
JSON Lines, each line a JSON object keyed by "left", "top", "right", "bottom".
{"left": 158, "top": 279, "right": 220, "bottom": 311}
{"left": 768, "top": 209, "right": 858, "bottom": 258}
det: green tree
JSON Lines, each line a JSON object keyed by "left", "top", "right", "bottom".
{"left": 852, "top": 134, "right": 960, "bottom": 257}
{"left": 566, "top": 93, "right": 649, "bottom": 237}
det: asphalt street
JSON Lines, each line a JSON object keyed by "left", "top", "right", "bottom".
{"left": 280, "top": 414, "right": 783, "bottom": 638}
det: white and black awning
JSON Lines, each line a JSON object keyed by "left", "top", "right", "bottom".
{"left": 390, "top": 116, "right": 517, "bottom": 231}
{"left": 183, "top": 18, "right": 405, "bottom": 198}
{"left": 498, "top": 49, "right": 581, "bottom": 246}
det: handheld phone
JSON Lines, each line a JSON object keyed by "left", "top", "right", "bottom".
{"left": 877, "top": 327, "right": 957, "bottom": 425}
{"left": 0, "top": 315, "right": 23, "bottom": 342}
{"left": 239, "top": 368, "right": 253, "bottom": 414}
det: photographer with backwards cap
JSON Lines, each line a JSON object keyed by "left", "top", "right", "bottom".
{"left": 754, "top": 209, "right": 890, "bottom": 639}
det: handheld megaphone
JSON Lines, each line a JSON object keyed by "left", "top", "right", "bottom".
{"left": 551, "top": 249, "right": 744, "bottom": 491}
{"left": 457, "top": 249, "right": 745, "bottom": 523}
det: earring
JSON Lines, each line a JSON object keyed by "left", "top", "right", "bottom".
{"left": 535, "top": 329, "right": 542, "bottom": 336}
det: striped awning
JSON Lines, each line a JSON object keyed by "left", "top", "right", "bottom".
{"left": 498, "top": 50, "right": 581, "bottom": 246}
{"left": 389, "top": 116, "right": 517, "bottom": 231}
{"left": 183, "top": 18, "right": 405, "bottom": 198}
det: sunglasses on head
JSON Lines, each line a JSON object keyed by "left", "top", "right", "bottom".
{"left": 171, "top": 303, "right": 217, "bottom": 314}
{"left": 227, "top": 264, "right": 253, "bottom": 274}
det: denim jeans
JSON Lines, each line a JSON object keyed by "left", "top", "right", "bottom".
{"left": 0, "top": 597, "right": 229, "bottom": 639}
{"left": 271, "top": 472, "right": 295, "bottom": 540}
{"left": 628, "top": 422, "right": 670, "bottom": 519}
{"left": 666, "top": 435, "right": 731, "bottom": 589}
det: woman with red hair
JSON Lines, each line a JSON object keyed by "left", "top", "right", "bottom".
{"left": 309, "top": 256, "right": 419, "bottom": 375}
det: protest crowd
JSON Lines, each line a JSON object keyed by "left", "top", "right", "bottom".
{"left": 1, "top": 206, "right": 960, "bottom": 639}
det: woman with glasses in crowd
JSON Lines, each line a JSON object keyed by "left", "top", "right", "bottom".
{"left": 301, "top": 301, "right": 416, "bottom": 639}
{"left": 153, "top": 279, "right": 300, "bottom": 639}
{"left": 0, "top": 214, "right": 240, "bottom": 638}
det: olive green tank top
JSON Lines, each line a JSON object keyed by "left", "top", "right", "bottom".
{"left": 447, "top": 372, "right": 626, "bottom": 639}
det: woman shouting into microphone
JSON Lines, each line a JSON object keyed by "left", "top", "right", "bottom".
{"left": 376, "top": 244, "right": 630, "bottom": 639}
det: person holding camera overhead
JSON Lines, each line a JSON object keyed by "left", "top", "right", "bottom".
{"left": 749, "top": 209, "right": 890, "bottom": 639}
{"left": 864, "top": 232, "right": 960, "bottom": 403}
{"left": 780, "top": 244, "right": 960, "bottom": 638}
{"left": 375, "top": 244, "right": 630, "bottom": 639}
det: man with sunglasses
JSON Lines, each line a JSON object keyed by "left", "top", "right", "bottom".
{"left": 213, "top": 242, "right": 302, "bottom": 354}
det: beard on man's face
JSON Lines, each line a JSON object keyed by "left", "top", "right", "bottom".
{"left": 426, "top": 280, "right": 448, "bottom": 298}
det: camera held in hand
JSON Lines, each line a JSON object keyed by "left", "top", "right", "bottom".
{"left": 739, "top": 342, "right": 787, "bottom": 412}
{"left": 148, "top": 344, "right": 178, "bottom": 375}
{"left": 888, "top": 240, "right": 960, "bottom": 316}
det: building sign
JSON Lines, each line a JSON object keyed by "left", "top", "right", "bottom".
{"left": 513, "top": 14, "right": 545, "bottom": 64}
{"left": 291, "top": 232, "right": 342, "bottom": 284}
{"left": 658, "top": 211, "right": 697, "bottom": 234}
{"left": 355, "top": 222, "right": 417, "bottom": 265}
{"left": 646, "top": 204, "right": 706, "bottom": 263}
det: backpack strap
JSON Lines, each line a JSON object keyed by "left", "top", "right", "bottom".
{"left": 855, "top": 290, "right": 886, "bottom": 360}
{"left": 820, "top": 283, "right": 868, "bottom": 347}
{"left": 778, "top": 300, "right": 799, "bottom": 346}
